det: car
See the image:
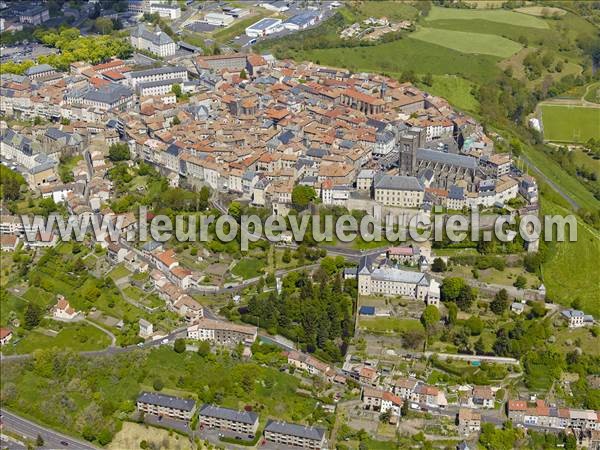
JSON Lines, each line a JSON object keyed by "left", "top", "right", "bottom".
{"left": 137, "top": 342, "right": 144, "bottom": 347}
{"left": 161, "top": 338, "right": 169, "bottom": 344}
{"left": 60, "top": 441, "right": 69, "bottom": 446}
{"left": 248, "top": 434, "right": 254, "bottom": 439}
{"left": 235, "top": 436, "right": 242, "bottom": 440}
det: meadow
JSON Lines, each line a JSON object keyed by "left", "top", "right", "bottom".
{"left": 541, "top": 200, "right": 600, "bottom": 316}
{"left": 425, "top": 6, "right": 549, "bottom": 29}
{"left": 541, "top": 104, "right": 600, "bottom": 143}
{"left": 418, "top": 75, "right": 479, "bottom": 113}
{"left": 410, "top": 27, "right": 522, "bottom": 58}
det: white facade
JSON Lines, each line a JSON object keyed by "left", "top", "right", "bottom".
{"left": 245, "top": 18, "right": 283, "bottom": 37}
{"left": 204, "top": 12, "right": 234, "bottom": 26}
{"left": 149, "top": 3, "right": 181, "bottom": 19}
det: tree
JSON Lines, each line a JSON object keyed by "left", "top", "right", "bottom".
{"left": 172, "top": 116, "right": 181, "bottom": 125}
{"left": 94, "top": 17, "right": 114, "bottom": 34}
{"left": 513, "top": 275, "right": 527, "bottom": 289}
{"left": 447, "top": 302, "right": 458, "bottom": 325}
{"left": 431, "top": 257, "right": 446, "bottom": 272}
{"left": 36, "top": 434, "right": 44, "bottom": 447}
{"left": 197, "top": 340, "right": 211, "bottom": 357}
{"left": 379, "top": 410, "right": 391, "bottom": 423}
{"left": 0, "top": 165, "right": 26, "bottom": 201}
{"left": 465, "top": 316, "right": 484, "bottom": 336}
{"left": 490, "top": 289, "right": 510, "bottom": 315}
{"left": 153, "top": 379, "right": 164, "bottom": 391}
{"left": 291, "top": 185, "right": 316, "bottom": 210}
{"left": 228, "top": 201, "right": 242, "bottom": 222}
{"left": 171, "top": 83, "right": 182, "bottom": 98}
{"left": 240, "top": 68, "right": 247, "bottom": 79}
{"left": 421, "top": 305, "right": 440, "bottom": 331}
{"left": 108, "top": 143, "right": 130, "bottom": 162}
{"left": 24, "top": 303, "right": 42, "bottom": 329}
{"left": 282, "top": 248, "right": 291, "bottom": 263}
{"left": 173, "top": 338, "right": 186, "bottom": 353}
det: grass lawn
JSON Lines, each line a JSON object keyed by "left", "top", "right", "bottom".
{"left": 410, "top": 27, "right": 522, "bottom": 58}
{"left": 9, "top": 322, "right": 111, "bottom": 354}
{"left": 21, "top": 287, "right": 56, "bottom": 308}
{"left": 108, "top": 264, "right": 131, "bottom": 281}
{"left": 352, "top": 1, "right": 418, "bottom": 21}
{"left": 425, "top": 5, "right": 549, "bottom": 29}
{"left": 231, "top": 257, "right": 265, "bottom": 279}
{"left": 359, "top": 317, "right": 423, "bottom": 334}
{"left": 541, "top": 104, "right": 600, "bottom": 143}
{"left": 541, "top": 200, "right": 600, "bottom": 317}
{"left": 419, "top": 75, "right": 479, "bottom": 113}
{"left": 552, "top": 326, "right": 600, "bottom": 357}
{"left": 0, "top": 292, "right": 27, "bottom": 327}
{"left": 213, "top": 12, "right": 268, "bottom": 43}
{"left": 123, "top": 286, "right": 145, "bottom": 301}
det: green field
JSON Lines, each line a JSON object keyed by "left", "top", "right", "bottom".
{"left": 352, "top": 1, "right": 419, "bottom": 21}
{"left": 410, "top": 27, "right": 522, "bottom": 58}
{"left": 542, "top": 201, "right": 600, "bottom": 316}
{"left": 425, "top": 5, "right": 549, "bottom": 29}
{"left": 359, "top": 317, "right": 424, "bottom": 334}
{"left": 231, "top": 257, "right": 266, "bottom": 279}
{"left": 299, "top": 38, "right": 502, "bottom": 83}
{"left": 419, "top": 75, "right": 479, "bottom": 113}
{"left": 541, "top": 104, "right": 600, "bottom": 143}
{"left": 8, "top": 322, "right": 111, "bottom": 355}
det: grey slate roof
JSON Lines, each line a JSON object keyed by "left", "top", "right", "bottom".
{"left": 264, "top": 420, "right": 325, "bottom": 441}
{"left": 131, "top": 24, "right": 174, "bottom": 46}
{"left": 137, "top": 78, "right": 184, "bottom": 91}
{"left": 417, "top": 148, "right": 477, "bottom": 170}
{"left": 199, "top": 404, "right": 258, "bottom": 425}
{"left": 25, "top": 64, "right": 54, "bottom": 76}
{"left": 137, "top": 391, "right": 196, "bottom": 411}
{"left": 374, "top": 174, "right": 423, "bottom": 191}
{"left": 130, "top": 66, "right": 187, "bottom": 79}
{"left": 370, "top": 267, "right": 429, "bottom": 286}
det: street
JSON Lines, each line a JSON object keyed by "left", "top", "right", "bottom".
{"left": 0, "top": 409, "right": 98, "bottom": 450}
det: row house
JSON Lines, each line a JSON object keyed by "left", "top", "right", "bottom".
{"left": 361, "top": 387, "right": 403, "bottom": 417}
{"left": 137, "top": 392, "right": 196, "bottom": 421}
{"left": 198, "top": 405, "right": 259, "bottom": 435}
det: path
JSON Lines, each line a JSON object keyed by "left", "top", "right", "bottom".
{"left": 83, "top": 318, "right": 116, "bottom": 347}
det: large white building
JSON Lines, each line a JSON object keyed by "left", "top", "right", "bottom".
{"left": 130, "top": 24, "right": 177, "bottom": 57}
{"left": 245, "top": 18, "right": 282, "bottom": 37}
{"left": 149, "top": 2, "right": 181, "bottom": 19}
{"left": 204, "top": 12, "right": 234, "bottom": 26}
{"left": 187, "top": 319, "right": 257, "bottom": 346}
{"left": 357, "top": 257, "right": 440, "bottom": 306}
{"left": 128, "top": 66, "right": 188, "bottom": 89}
{"left": 373, "top": 174, "right": 424, "bottom": 208}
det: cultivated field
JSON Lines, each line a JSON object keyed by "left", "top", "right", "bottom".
{"left": 410, "top": 27, "right": 522, "bottom": 58}
{"left": 425, "top": 5, "right": 549, "bottom": 28}
{"left": 541, "top": 104, "right": 600, "bottom": 143}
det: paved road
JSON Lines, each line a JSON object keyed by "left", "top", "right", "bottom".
{"left": 0, "top": 409, "right": 98, "bottom": 450}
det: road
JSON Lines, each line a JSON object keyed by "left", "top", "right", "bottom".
{"left": 0, "top": 409, "right": 98, "bottom": 450}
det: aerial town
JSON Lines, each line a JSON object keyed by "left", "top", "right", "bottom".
{"left": 0, "top": 1, "right": 599, "bottom": 450}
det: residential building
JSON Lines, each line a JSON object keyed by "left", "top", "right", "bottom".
{"left": 361, "top": 387, "right": 403, "bottom": 416}
{"left": 187, "top": 319, "right": 257, "bottom": 346}
{"left": 561, "top": 309, "right": 586, "bottom": 328}
{"left": 136, "top": 392, "right": 196, "bottom": 420}
{"left": 264, "top": 420, "right": 326, "bottom": 449}
{"left": 373, "top": 174, "right": 424, "bottom": 208}
{"left": 458, "top": 408, "right": 481, "bottom": 436}
{"left": 287, "top": 351, "right": 331, "bottom": 377}
{"left": 139, "top": 318, "right": 153, "bottom": 338}
{"left": 129, "top": 66, "right": 188, "bottom": 89}
{"left": 0, "top": 327, "right": 12, "bottom": 345}
{"left": 52, "top": 295, "right": 79, "bottom": 320}
{"left": 387, "top": 246, "right": 421, "bottom": 265}
{"left": 0, "top": 234, "right": 19, "bottom": 252}
{"left": 471, "top": 386, "right": 495, "bottom": 409}
{"left": 198, "top": 404, "right": 259, "bottom": 434}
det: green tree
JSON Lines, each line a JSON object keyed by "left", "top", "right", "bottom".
{"left": 513, "top": 275, "right": 527, "bottom": 289}
{"left": 447, "top": 302, "right": 458, "bottom": 325}
{"left": 422, "top": 73, "right": 433, "bottom": 86}
{"left": 291, "top": 185, "right": 316, "bottom": 210}
{"left": 173, "top": 338, "right": 186, "bottom": 353}
{"left": 490, "top": 289, "right": 510, "bottom": 315}
{"left": 197, "top": 340, "right": 211, "bottom": 357}
{"left": 172, "top": 115, "right": 181, "bottom": 125}
{"left": 240, "top": 68, "right": 248, "bottom": 79}
{"left": 36, "top": 434, "right": 44, "bottom": 447}
{"left": 108, "top": 143, "right": 130, "bottom": 162}
{"left": 24, "top": 303, "right": 42, "bottom": 329}
{"left": 228, "top": 201, "right": 242, "bottom": 222}
{"left": 94, "top": 17, "right": 114, "bottom": 34}
{"left": 153, "top": 379, "right": 164, "bottom": 391}
{"left": 171, "top": 83, "right": 182, "bottom": 98}
{"left": 421, "top": 305, "right": 440, "bottom": 331}
{"left": 431, "top": 257, "right": 446, "bottom": 272}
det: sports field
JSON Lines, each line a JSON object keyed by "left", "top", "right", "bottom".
{"left": 541, "top": 104, "right": 600, "bottom": 143}
{"left": 410, "top": 27, "right": 522, "bottom": 58}
{"left": 425, "top": 5, "right": 549, "bottom": 28}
